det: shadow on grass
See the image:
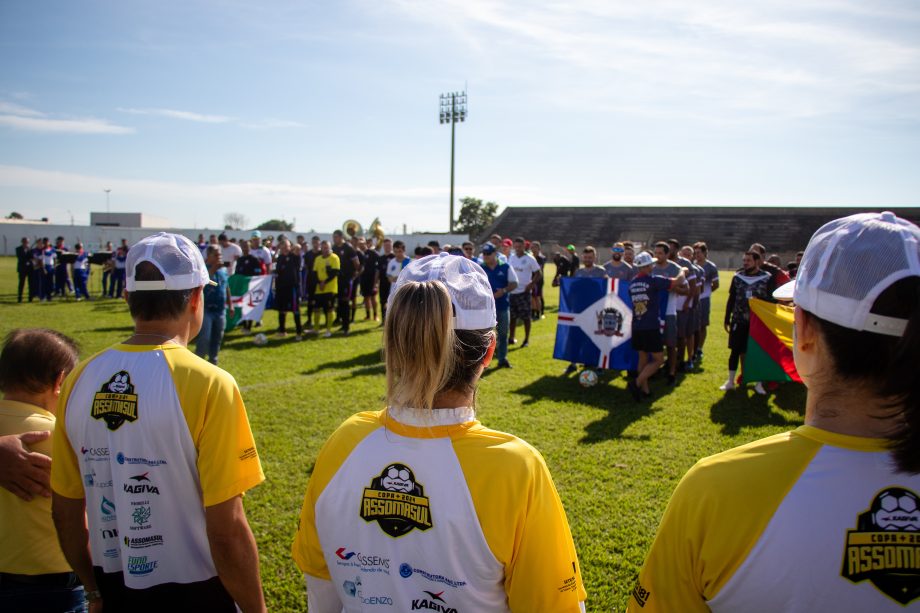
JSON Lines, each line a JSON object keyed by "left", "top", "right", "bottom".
{"left": 301, "top": 350, "right": 382, "bottom": 375}
{"left": 511, "top": 374, "right": 658, "bottom": 443}
{"left": 710, "top": 387, "right": 805, "bottom": 435}
{"left": 91, "top": 325, "right": 135, "bottom": 333}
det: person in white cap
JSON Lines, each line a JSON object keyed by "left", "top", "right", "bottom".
{"left": 628, "top": 212, "right": 920, "bottom": 612}
{"left": 50, "top": 232, "right": 266, "bottom": 612}
{"left": 292, "top": 252, "right": 587, "bottom": 612}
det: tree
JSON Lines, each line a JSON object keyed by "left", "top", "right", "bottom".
{"left": 223, "top": 212, "right": 248, "bottom": 230}
{"left": 454, "top": 197, "right": 499, "bottom": 238}
{"left": 255, "top": 219, "right": 294, "bottom": 232}
{"left": 6, "top": 211, "right": 23, "bottom": 219}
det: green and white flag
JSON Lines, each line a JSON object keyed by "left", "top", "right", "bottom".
{"left": 225, "top": 274, "right": 272, "bottom": 331}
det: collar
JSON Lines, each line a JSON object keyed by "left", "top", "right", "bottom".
{"left": 0, "top": 398, "right": 54, "bottom": 420}
{"left": 387, "top": 406, "right": 476, "bottom": 426}
{"left": 794, "top": 425, "right": 891, "bottom": 452}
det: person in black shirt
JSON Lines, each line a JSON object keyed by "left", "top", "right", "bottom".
{"left": 303, "top": 236, "right": 320, "bottom": 327}
{"left": 15, "top": 237, "right": 33, "bottom": 303}
{"left": 331, "top": 230, "right": 360, "bottom": 335}
{"left": 552, "top": 251, "right": 570, "bottom": 286}
{"left": 377, "top": 238, "right": 394, "bottom": 324}
{"left": 351, "top": 237, "right": 366, "bottom": 323}
{"left": 275, "top": 239, "right": 304, "bottom": 339}
{"left": 234, "top": 240, "right": 264, "bottom": 334}
{"left": 358, "top": 238, "right": 380, "bottom": 321}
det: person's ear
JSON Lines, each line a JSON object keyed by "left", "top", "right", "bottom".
{"left": 482, "top": 333, "right": 497, "bottom": 368}
{"left": 793, "top": 306, "right": 819, "bottom": 379}
{"left": 188, "top": 286, "right": 204, "bottom": 311}
{"left": 54, "top": 370, "right": 67, "bottom": 396}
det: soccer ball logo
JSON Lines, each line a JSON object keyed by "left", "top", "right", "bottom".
{"left": 872, "top": 488, "right": 919, "bottom": 531}
{"left": 380, "top": 464, "right": 415, "bottom": 493}
{"left": 579, "top": 369, "right": 599, "bottom": 387}
{"left": 108, "top": 372, "right": 130, "bottom": 393}
{"left": 253, "top": 333, "right": 268, "bottom": 346}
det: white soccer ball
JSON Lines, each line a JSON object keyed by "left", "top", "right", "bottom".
{"left": 252, "top": 333, "right": 268, "bottom": 346}
{"left": 578, "top": 369, "right": 599, "bottom": 387}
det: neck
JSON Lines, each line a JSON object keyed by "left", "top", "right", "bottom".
{"left": 3, "top": 390, "right": 56, "bottom": 413}
{"left": 126, "top": 319, "right": 193, "bottom": 347}
{"left": 804, "top": 383, "right": 899, "bottom": 439}
{"left": 431, "top": 388, "right": 475, "bottom": 409}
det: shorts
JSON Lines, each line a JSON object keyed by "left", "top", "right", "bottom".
{"left": 728, "top": 321, "right": 750, "bottom": 351}
{"left": 676, "top": 309, "right": 692, "bottom": 339}
{"left": 275, "top": 285, "right": 299, "bottom": 312}
{"left": 510, "top": 292, "right": 532, "bottom": 320}
{"left": 314, "top": 293, "right": 335, "bottom": 310}
{"left": 700, "top": 297, "right": 711, "bottom": 327}
{"left": 631, "top": 328, "right": 663, "bottom": 353}
{"left": 663, "top": 314, "right": 677, "bottom": 347}
{"left": 359, "top": 275, "right": 377, "bottom": 297}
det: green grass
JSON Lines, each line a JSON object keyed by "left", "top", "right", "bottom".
{"left": 0, "top": 258, "right": 806, "bottom": 612}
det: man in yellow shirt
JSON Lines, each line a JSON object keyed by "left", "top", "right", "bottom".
{"left": 310, "top": 240, "right": 341, "bottom": 338}
{"left": 0, "top": 328, "right": 82, "bottom": 611}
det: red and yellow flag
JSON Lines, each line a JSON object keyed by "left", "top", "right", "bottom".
{"left": 743, "top": 298, "right": 802, "bottom": 384}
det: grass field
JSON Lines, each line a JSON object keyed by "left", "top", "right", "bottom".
{"left": 0, "top": 257, "right": 807, "bottom": 611}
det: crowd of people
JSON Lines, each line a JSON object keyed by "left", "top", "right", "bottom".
{"left": 0, "top": 211, "right": 918, "bottom": 612}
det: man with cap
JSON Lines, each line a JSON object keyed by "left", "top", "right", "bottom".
{"left": 566, "top": 244, "right": 580, "bottom": 274}
{"left": 248, "top": 231, "right": 272, "bottom": 274}
{"left": 481, "top": 243, "right": 518, "bottom": 368}
{"left": 51, "top": 232, "right": 266, "bottom": 612}
{"left": 604, "top": 242, "right": 636, "bottom": 281}
{"left": 627, "top": 252, "right": 685, "bottom": 400}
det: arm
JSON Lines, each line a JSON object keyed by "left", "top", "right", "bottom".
{"left": 351, "top": 256, "right": 360, "bottom": 279}
{"left": 0, "top": 431, "right": 52, "bottom": 501}
{"left": 724, "top": 278, "right": 736, "bottom": 332}
{"left": 225, "top": 282, "right": 234, "bottom": 316}
{"left": 206, "top": 495, "right": 267, "bottom": 613}
{"left": 52, "top": 494, "right": 100, "bottom": 603}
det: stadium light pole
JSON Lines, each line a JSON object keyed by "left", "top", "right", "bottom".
{"left": 439, "top": 91, "right": 467, "bottom": 233}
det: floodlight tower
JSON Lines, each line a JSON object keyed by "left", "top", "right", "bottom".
{"left": 439, "top": 91, "right": 467, "bottom": 233}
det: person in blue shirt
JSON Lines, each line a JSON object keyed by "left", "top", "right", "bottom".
{"left": 72, "top": 242, "right": 90, "bottom": 301}
{"left": 627, "top": 252, "right": 684, "bottom": 401}
{"left": 195, "top": 245, "right": 233, "bottom": 365}
{"left": 481, "top": 243, "right": 519, "bottom": 368}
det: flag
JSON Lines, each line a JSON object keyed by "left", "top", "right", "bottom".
{"left": 743, "top": 298, "right": 802, "bottom": 383}
{"left": 225, "top": 275, "right": 273, "bottom": 331}
{"left": 553, "top": 276, "right": 638, "bottom": 370}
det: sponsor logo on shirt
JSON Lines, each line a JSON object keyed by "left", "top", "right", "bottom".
{"left": 81, "top": 446, "right": 109, "bottom": 461}
{"left": 360, "top": 464, "right": 433, "bottom": 538}
{"left": 100, "top": 496, "right": 116, "bottom": 521}
{"left": 841, "top": 486, "right": 920, "bottom": 605}
{"left": 127, "top": 555, "right": 158, "bottom": 576}
{"left": 632, "top": 579, "right": 651, "bottom": 607}
{"left": 124, "top": 473, "right": 160, "bottom": 495}
{"left": 116, "top": 452, "right": 167, "bottom": 467}
{"left": 341, "top": 575, "right": 394, "bottom": 606}
{"left": 91, "top": 371, "right": 138, "bottom": 431}
{"left": 100, "top": 528, "right": 118, "bottom": 539}
{"left": 398, "top": 563, "right": 466, "bottom": 588}
{"left": 103, "top": 548, "right": 119, "bottom": 559}
{"left": 131, "top": 505, "right": 152, "bottom": 529}
{"left": 334, "top": 547, "right": 391, "bottom": 574}
{"left": 411, "top": 591, "right": 457, "bottom": 612}
{"left": 239, "top": 446, "right": 258, "bottom": 461}
{"left": 124, "top": 535, "right": 164, "bottom": 549}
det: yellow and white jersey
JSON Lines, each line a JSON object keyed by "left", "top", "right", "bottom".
{"left": 52, "top": 343, "right": 264, "bottom": 590}
{"left": 629, "top": 425, "right": 920, "bottom": 612}
{"left": 292, "top": 407, "right": 587, "bottom": 612}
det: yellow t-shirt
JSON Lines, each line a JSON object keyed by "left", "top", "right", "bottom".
{"left": 51, "top": 343, "right": 264, "bottom": 589}
{"left": 0, "top": 399, "right": 72, "bottom": 574}
{"left": 313, "top": 253, "right": 341, "bottom": 295}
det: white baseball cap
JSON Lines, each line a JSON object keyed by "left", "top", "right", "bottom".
{"left": 634, "top": 251, "right": 655, "bottom": 268}
{"left": 773, "top": 211, "right": 920, "bottom": 337}
{"left": 127, "top": 232, "right": 217, "bottom": 292}
{"left": 388, "top": 252, "right": 497, "bottom": 330}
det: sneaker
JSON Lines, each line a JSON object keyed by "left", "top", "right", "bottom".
{"left": 564, "top": 363, "right": 578, "bottom": 375}
{"left": 521, "top": 339, "right": 529, "bottom": 348}
{"left": 498, "top": 359, "right": 512, "bottom": 369}
{"left": 627, "top": 380, "right": 642, "bottom": 402}
{"left": 719, "top": 379, "right": 736, "bottom": 391}
{"left": 754, "top": 382, "right": 766, "bottom": 395}
{"left": 508, "top": 338, "right": 516, "bottom": 345}
{"left": 323, "top": 331, "right": 332, "bottom": 338}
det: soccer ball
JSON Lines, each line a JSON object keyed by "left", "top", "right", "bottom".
{"left": 252, "top": 333, "right": 268, "bottom": 346}
{"left": 874, "top": 489, "right": 920, "bottom": 531}
{"left": 578, "top": 369, "right": 599, "bottom": 387}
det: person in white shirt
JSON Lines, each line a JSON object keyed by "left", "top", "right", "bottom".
{"left": 507, "top": 237, "right": 542, "bottom": 348}
{"left": 219, "top": 233, "right": 242, "bottom": 275}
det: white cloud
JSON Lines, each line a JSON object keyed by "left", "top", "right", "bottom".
{"left": 117, "top": 107, "right": 234, "bottom": 123}
{"left": 0, "top": 101, "right": 135, "bottom": 134}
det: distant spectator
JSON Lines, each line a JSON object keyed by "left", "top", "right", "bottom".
{"left": 72, "top": 242, "right": 90, "bottom": 301}
{"left": 787, "top": 261, "right": 799, "bottom": 279}
{"left": 575, "top": 246, "right": 607, "bottom": 278}
{"left": 749, "top": 242, "right": 790, "bottom": 289}
{"left": 110, "top": 245, "right": 127, "bottom": 298}
{"left": 0, "top": 328, "right": 82, "bottom": 611}
{"left": 235, "top": 240, "right": 263, "bottom": 334}
{"left": 566, "top": 244, "right": 580, "bottom": 273}
{"left": 508, "top": 237, "right": 542, "bottom": 348}
{"left": 15, "top": 237, "right": 32, "bottom": 303}
{"left": 100, "top": 241, "right": 114, "bottom": 298}
{"left": 219, "top": 233, "right": 242, "bottom": 275}
{"left": 604, "top": 242, "right": 636, "bottom": 281}
{"left": 427, "top": 240, "right": 441, "bottom": 255}
{"left": 304, "top": 236, "right": 321, "bottom": 325}
{"left": 331, "top": 230, "right": 360, "bottom": 335}
{"left": 249, "top": 231, "right": 272, "bottom": 273}
{"left": 53, "top": 237, "right": 72, "bottom": 298}
{"left": 481, "top": 243, "right": 518, "bottom": 368}
{"left": 721, "top": 251, "right": 772, "bottom": 394}
{"left": 622, "top": 241, "right": 636, "bottom": 266}
{"left": 500, "top": 238, "right": 513, "bottom": 259}
{"left": 530, "top": 240, "right": 547, "bottom": 319}
{"left": 40, "top": 238, "right": 56, "bottom": 301}
{"left": 692, "top": 241, "right": 719, "bottom": 361}
{"left": 461, "top": 241, "right": 475, "bottom": 260}
{"left": 195, "top": 245, "right": 232, "bottom": 365}
{"left": 310, "top": 240, "right": 340, "bottom": 338}
{"left": 652, "top": 242, "right": 686, "bottom": 385}
{"left": 274, "top": 240, "right": 303, "bottom": 340}
{"left": 376, "top": 238, "right": 394, "bottom": 324}
{"left": 359, "top": 237, "right": 380, "bottom": 321}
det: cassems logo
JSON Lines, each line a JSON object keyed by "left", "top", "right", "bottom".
{"left": 411, "top": 591, "right": 457, "bottom": 612}
{"left": 127, "top": 555, "right": 158, "bottom": 576}
{"left": 336, "top": 548, "right": 356, "bottom": 560}
{"left": 841, "top": 486, "right": 920, "bottom": 605}
{"left": 81, "top": 446, "right": 109, "bottom": 461}
{"left": 360, "top": 464, "right": 433, "bottom": 537}
{"left": 334, "top": 547, "right": 390, "bottom": 574}
{"left": 398, "top": 563, "right": 466, "bottom": 588}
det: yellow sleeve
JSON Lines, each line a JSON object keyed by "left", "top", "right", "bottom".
{"left": 292, "top": 411, "right": 381, "bottom": 579}
{"left": 165, "top": 348, "right": 265, "bottom": 507}
{"left": 51, "top": 356, "right": 97, "bottom": 498}
{"left": 453, "top": 429, "right": 587, "bottom": 612}
{"left": 627, "top": 431, "right": 819, "bottom": 612}
{"left": 329, "top": 253, "right": 340, "bottom": 271}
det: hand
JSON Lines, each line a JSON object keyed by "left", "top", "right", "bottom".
{"left": 724, "top": 322, "right": 730, "bottom": 334}
{"left": 0, "top": 431, "right": 52, "bottom": 501}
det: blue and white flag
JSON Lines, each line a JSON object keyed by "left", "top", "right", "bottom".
{"left": 553, "top": 276, "right": 638, "bottom": 370}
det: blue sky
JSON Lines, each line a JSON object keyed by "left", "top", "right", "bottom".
{"left": 1, "top": 0, "right": 918, "bottom": 233}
